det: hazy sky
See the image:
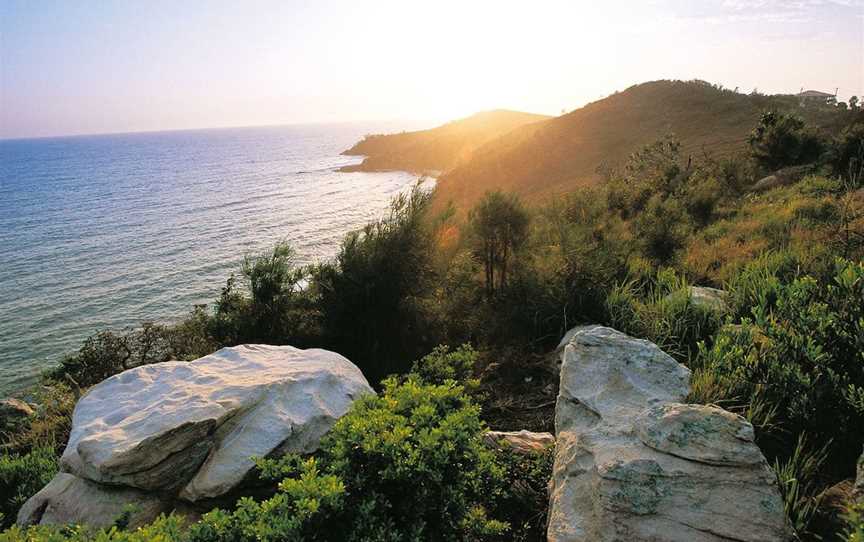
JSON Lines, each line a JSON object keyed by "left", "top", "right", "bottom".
{"left": 1, "top": 0, "right": 862, "bottom": 138}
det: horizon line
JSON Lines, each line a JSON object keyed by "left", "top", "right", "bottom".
{"left": 0, "top": 117, "right": 443, "bottom": 143}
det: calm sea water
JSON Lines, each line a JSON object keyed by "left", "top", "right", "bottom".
{"left": 0, "top": 123, "right": 422, "bottom": 393}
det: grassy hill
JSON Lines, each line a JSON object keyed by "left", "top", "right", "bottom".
{"left": 431, "top": 80, "right": 844, "bottom": 214}
{"left": 339, "top": 109, "right": 549, "bottom": 174}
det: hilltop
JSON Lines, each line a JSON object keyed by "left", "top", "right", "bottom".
{"left": 421, "top": 80, "right": 844, "bottom": 214}
{"left": 339, "top": 109, "right": 549, "bottom": 174}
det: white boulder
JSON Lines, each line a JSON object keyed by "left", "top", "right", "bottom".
{"left": 548, "top": 325, "right": 788, "bottom": 542}
{"left": 58, "top": 344, "right": 373, "bottom": 502}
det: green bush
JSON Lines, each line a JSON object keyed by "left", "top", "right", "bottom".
{"left": 489, "top": 446, "right": 554, "bottom": 541}
{"left": 845, "top": 501, "right": 864, "bottom": 542}
{"left": 0, "top": 447, "right": 57, "bottom": 529}
{"left": 693, "top": 258, "right": 864, "bottom": 479}
{"left": 209, "top": 242, "right": 318, "bottom": 347}
{"left": 467, "top": 191, "right": 530, "bottom": 296}
{"left": 314, "top": 185, "right": 441, "bottom": 384}
{"left": 282, "top": 376, "right": 507, "bottom": 540}
{"left": 411, "top": 344, "right": 479, "bottom": 390}
{"left": 748, "top": 111, "right": 826, "bottom": 171}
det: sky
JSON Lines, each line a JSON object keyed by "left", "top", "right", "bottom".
{"left": 1, "top": 0, "right": 862, "bottom": 139}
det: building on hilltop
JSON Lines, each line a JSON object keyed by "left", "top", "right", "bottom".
{"left": 796, "top": 88, "right": 837, "bottom": 106}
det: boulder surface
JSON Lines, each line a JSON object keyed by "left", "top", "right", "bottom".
{"left": 548, "top": 325, "right": 788, "bottom": 542}
{"left": 17, "top": 473, "right": 168, "bottom": 529}
{"left": 21, "top": 344, "right": 373, "bottom": 526}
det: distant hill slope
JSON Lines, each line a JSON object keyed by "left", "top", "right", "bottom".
{"left": 339, "top": 110, "right": 550, "bottom": 174}
{"left": 431, "top": 80, "right": 842, "bottom": 214}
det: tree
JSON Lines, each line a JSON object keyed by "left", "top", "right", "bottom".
{"left": 850, "top": 95, "right": 859, "bottom": 110}
{"left": 468, "top": 191, "right": 530, "bottom": 297}
{"left": 210, "top": 242, "right": 311, "bottom": 346}
{"left": 313, "top": 184, "right": 439, "bottom": 384}
{"left": 748, "top": 111, "right": 825, "bottom": 171}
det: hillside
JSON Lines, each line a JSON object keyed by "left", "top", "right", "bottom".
{"left": 339, "top": 109, "right": 549, "bottom": 174}
{"left": 431, "top": 80, "right": 844, "bottom": 214}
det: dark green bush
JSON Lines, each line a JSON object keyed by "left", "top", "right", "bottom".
{"left": 209, "top": 242, "right": 318, "bottom": 347}
{"left": 467, "top": 191, "right": 530, "bottom": 296}
{"left": 314, "top": 185, "right": 441, "bottom": 384}
{"left": 749, "top": 111, "right": 826, "bottom": 171}
{"left": 0, "top": 447, "right": 57, "bottom": 529}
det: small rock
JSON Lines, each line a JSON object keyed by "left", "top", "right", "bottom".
{"left": 0, "top": 398, "right": 35, "bottom": 423}
{"left": 484, "top": 430, "right": 554, "bottom": 454}
{"left": 688, "top": 286, "right": 729, "bottom": 312}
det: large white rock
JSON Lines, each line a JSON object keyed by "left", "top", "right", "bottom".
{"left": 548, "top": 326, "right": 788, "bottom": 542}
{"left": 17, "top": 473, "right": 169, "bottom": 529}
{"left": 59, "top": 344, "right": 373, "bottom": 502}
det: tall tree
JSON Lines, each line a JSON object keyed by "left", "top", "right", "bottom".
{"left": 468, "top": 191, "right": 529, "bottom": 296}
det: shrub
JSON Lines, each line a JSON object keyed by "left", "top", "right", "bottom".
{"left": 845, "top": 501, "right": 864, "bottom": 542}
{"left": 693, "top": 259, "right": 864, "bottom": 479}
{"left": 489, "top": 446, "right": 554, "bottom": 541}
{"left": 411, "top": 344, "right": 479, "bottom": 390}
{"left": 605, "top": 268, "right": 723, "bottom": 362}
{"left": 294, "top": 376, "right": 507, "bottom": 540}
{"left": 209, "top": 242, "right": 317, "bottom": 347}
{"left": 0, "top": 447, "right": 57, "bottom": 529}
{"left": 50, "top": 317, "right": 217, "bottom": 390}
{"left": 314, "top": 185, "right": 440, "bottom": 384}
{"left": 749, "top": 111, "right": 825, "bottom": 171}
{"left": 632, "top": 194, "right": 691, "bottom": 264}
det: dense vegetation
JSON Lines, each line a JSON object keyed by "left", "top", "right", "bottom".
{"left": 1, "top": 84, "right": 863, "bottom": 540}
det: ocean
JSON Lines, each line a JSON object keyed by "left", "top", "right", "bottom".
{"left": 0, "top": 123, "right": 423, "bottom": 394}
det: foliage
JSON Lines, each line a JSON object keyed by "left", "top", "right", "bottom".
{"left": 410, "top": 344, "right": 479, "bottom": 391}
{"left": 50, "top": 315, "right": 215, "bottom": 390}
{"left": 314, "top": 184, "right": 440, "bottom": 385}
{"left": 748, "top": 111, "right": 825, "bottom": 171}
{"left": 209, "top": 242, "right": 317, "bottom": 347}
{"left": 830, "top": 122, "right": 864, "bottom": 182}
{"left": 468, "top": 191, "right": 530, "bottom": 296}
{"left": 0, "top": 447, "right": 57, "bottom": 529}
{"left": 605, "top": 267, "right": 723, "bottom": 362}
{"left": 293, "top": 376, "right": 506, "bottom": 540}
{"left": 489, "top": 447, "right": 554, "bottom": 541}
{"left": 692, "top": 259, "right": 864, "bottom": 478}
{"left": 845, "top": 501, "right": 864, "bottom": 542}
{"left": 771, "top": 435, "right": 829, "bottom": 538}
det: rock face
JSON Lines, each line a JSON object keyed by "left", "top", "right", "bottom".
{"left": 484, "top": 430, "right": 554, "bottom": 454}
{"left": 20, "top": 345, "right": 373, "bottom": 526}
{"left": 17, "top": 473, "right": 169, "bottom": 529}
{"left": 548, "top": 325, "right": 788, "bottom": 542}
